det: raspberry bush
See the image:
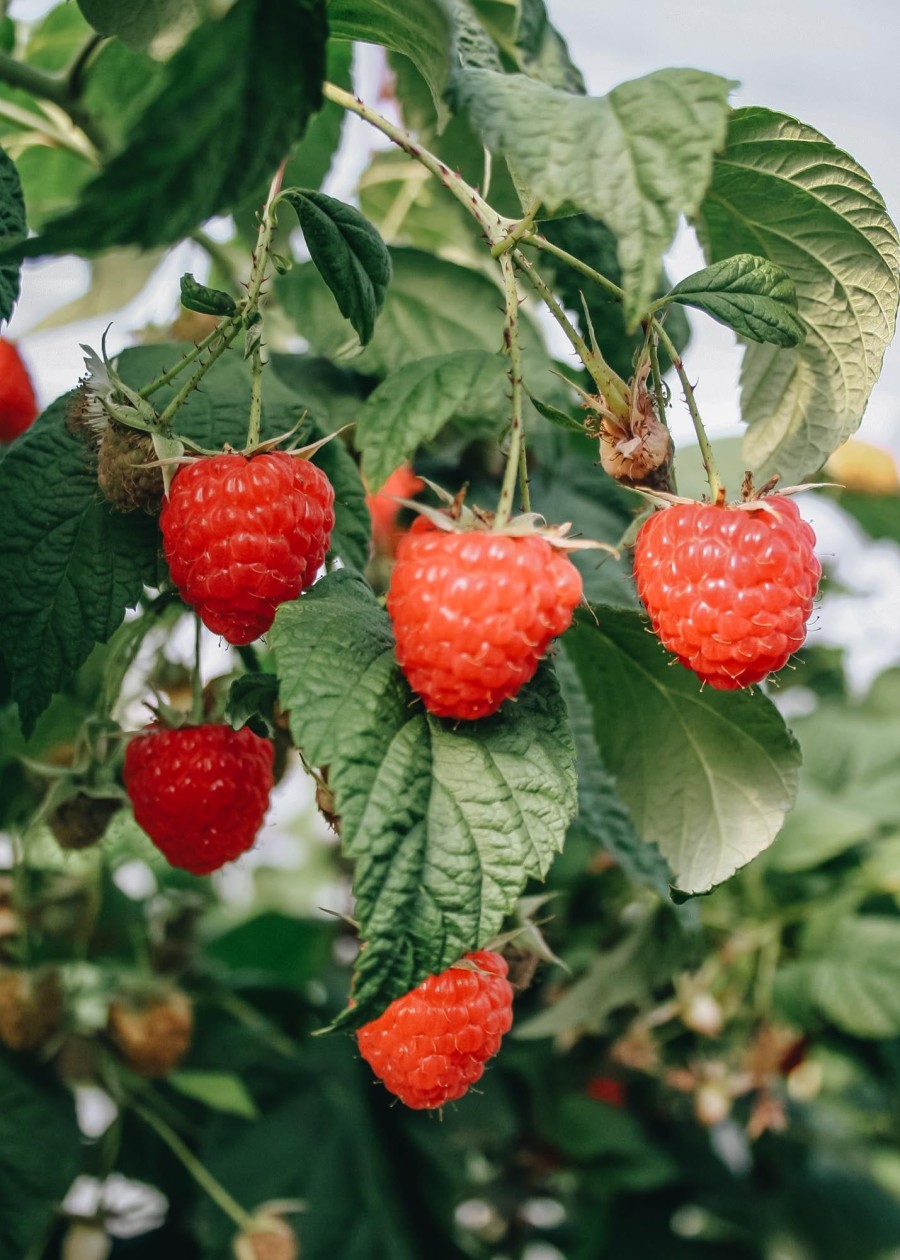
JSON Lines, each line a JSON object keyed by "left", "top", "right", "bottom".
{"left": 0, "top": 2, "right": 898, "bottom": 1257}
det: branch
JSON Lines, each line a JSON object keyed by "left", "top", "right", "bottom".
{"left": 0, "top": 50, "right": 106, "bottom": 153}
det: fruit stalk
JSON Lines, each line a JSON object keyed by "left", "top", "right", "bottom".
{"left": 321, "top": 81, "right": 500, "bottom": 242}
{"left": 652, "top": 319, "right": 723, "bottom": 501}
{"left": 139, "top": 318, "right": 240, "bottom": 400}
{"left": 511, "top": 248, "right": 631, "bottom": 417}
{"left": 495, "top": 253, "right": 526, "bottom": 528}
{"left": 130, "top": 1099, "right": 255, "bottom": 1231}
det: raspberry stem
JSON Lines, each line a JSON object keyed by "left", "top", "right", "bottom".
{"left": 139, "top": 319, "right": 240, "bottom": 400}
{"left": 653, "top": 319, "right": 724, "bottom": 502}
{"left": 130, "top": 1098, "right": 256, "bottom": 1232}
{"left": 496, "top": 253, "right": 526, "bottom": 528}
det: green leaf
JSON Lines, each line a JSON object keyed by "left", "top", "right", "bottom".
{"left": 328, "top": 0, "right": 453, "bottom": 128}
{"left": 526, "top": 389, "right": 586, "bottom": 434}
{"left": 279, "top": 247, "right": 548, "bottom": 377}
{"left": 281, "top": 189, "right": 392, "bottom": 346}
{"left": 357, "top": 349, "right": 509, "bottom": 490}
{"left": 0, "top": 1050, "right": 81, "bottom": 1255}
{"left": 666, "top": 253, "right": 805, "bottom": 347}
{"left": 0, "top": 145, "right": 25, "bottom": 323}
{"left": 554, "top": 646, "right": 673, "bottom": 894}
{"left": 206, "top": 912, "right": 335, "bottom": 989}
{"left": 168, "top": 1070, "right": 259, "bottom": 1120}
{"left": 561, "top": 610, "right": 801, "bottom": 893}
{"left": 270, "top": 571, "right": 577, "bottom": 1024}
{"left": 767, "top": 783, "right": 873, "bottom": 873}
{"left": 19, "top": 0, "right": 327, "bottom": 256}
{"left": 455, "top": 67, "right": 734, "bottom": 322}
{"left": 280, "top": 40, "right": 352, "bottom": 194}
{"left": 180, "top": 272, "right": 237, "bottom": 317}
{"left": 803, "top": 916, "right": 900, "bottom": 1038}
{"left": 695, "top": 107, "right": 900, "bottom": 481}
{"left": 77, "top": 0, "right": 204, "bottom": 52}
{"left": 0, "top": 398, "right": 158, "bottom": 735}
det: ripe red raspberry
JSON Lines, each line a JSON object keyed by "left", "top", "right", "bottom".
{"left": 387, "top": 519, "right": 583, "bottom": 720}
{"left": 0, "top": 338, "right": 38, "bottom": 442}
{"left": 357, "top": 950, "right": 513, "bottom": 1110}
{"left": 633, "top": 497, "right": 820, "bottom": 689}
{"left": 123, "top": 723, "right": 274, "bottom": 874}
{"left": 160, "top": 451, "right": 335, "bottom": 644}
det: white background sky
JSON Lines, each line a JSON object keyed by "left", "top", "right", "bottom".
{"left": 5, "top": 0, "right": 900, "bottom": 687}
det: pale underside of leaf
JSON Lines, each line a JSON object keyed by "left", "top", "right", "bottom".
{"left": 456, "top": 66, "right": 733, "bottom": 321}
{"left": 561, "top": 612, "right": 800, "bottom": 894}
{"left": 696, "top": 108, "right": 900, "bottom": 481}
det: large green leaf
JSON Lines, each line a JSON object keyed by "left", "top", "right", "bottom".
{"left": 77, "top": 0, "right": 204, "bottom": 52}
{"left": 695, "top": 108, "right": 900, "bottom": 481}
{"left": 356, "top": 349, "right": 509, "bottom": 490}
{"left": 666, "top": 253, "right": 805, "bottom": 347}
{"left": 0, "top": 145, "right": 25, "bottom": 323}
{"left": 0, "top": 398, "right": 159, "bottom": 735}
{"left": 0, "top": 1050, "right": 82, "bottom": 1255}
{"left": 328, "top": 0, "right": 453, "bottom": 128}
{"left": 278, "top": 247, "right": 549, "bottom": 377}
{"left": 18, "top": 0, "right": 327, "bottom": 256}
{"left": 553, "top": 646, "right": 672, "bottom": 894}
{"left": 281, "top": 189, "right": 392, "bottom": 346}
{"left": 280, "top": 40, "right": 352, "bottom": 193}
{"left": 270, "top": 571, "right": 577, "bottom": 1025}
{"left": 793, "top": 916, "right": 900, "bottom": 1038}
{"left": 561, "top": 610, "right": 801, "bottom": 893}
{"left": 455, "top": 67, "right": 733, "bottom": 322}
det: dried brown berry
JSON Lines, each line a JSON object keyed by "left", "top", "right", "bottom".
{"left": 97, "top": 421, "right": 164, "bottom": 513}
{"left": 0, "top": 968, "right": 63, "bottom": 1052}
{"left": 48, "top": 792, "right": 121, "bottom": 851}
{"left": 107, "top": 989, "right": 193, "bottom": 1077}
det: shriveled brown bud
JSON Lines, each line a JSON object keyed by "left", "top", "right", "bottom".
{"left": 0, "top": 967, "right": 63, "bottom": 1052}
{"left": 107, "top": 989, "right": 193, "bottom": 1077}
{"left": 233, "top": 1215, "right": 299, "bottom": 1260}
{"left": 97, "top": 421, "right": 164, "bottom": 514}
{"left": 48, "top": 792, "right": 121, "bottom": 851}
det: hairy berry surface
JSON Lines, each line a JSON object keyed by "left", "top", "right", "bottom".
{"left": 633, "top": 497, "right": 821, "bottom": 689}
{"left": 387, "top": 520, "right": 583, "bottom": 720}
{"left": 160, "top": 451, "right": 335, "bottom": 644}
{"left": 357, "top": 950, "right": 513, "bottom": 1109}
{"left": 124, "top": 723, "right": 274, "bottom": 874}
{"left": 0, "top": 339, "right": 38, "bottom": 442}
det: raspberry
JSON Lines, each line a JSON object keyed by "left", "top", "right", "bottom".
{"left": 0, "top": 338, "right": 38, "bottom": 442}
{"left": 633, "top": 497, "right": 820, "bottom": 689}
{"left": 387, "top": 519, "right": 583, "bottom": 720}
{"left": 123, "top": 723, "right": 274, "bottom": 875}
{"left": 356, "top": 950, "right": 514, "bottom": 1110}
{"left": 160, "top": 451, "right": 335, "bottom": 644}
{"left": 107, "top": 989, "right": 193, "bottom": 1077}
{"left": 233, "top": 1215, "right": 299, "bottom": 1260}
